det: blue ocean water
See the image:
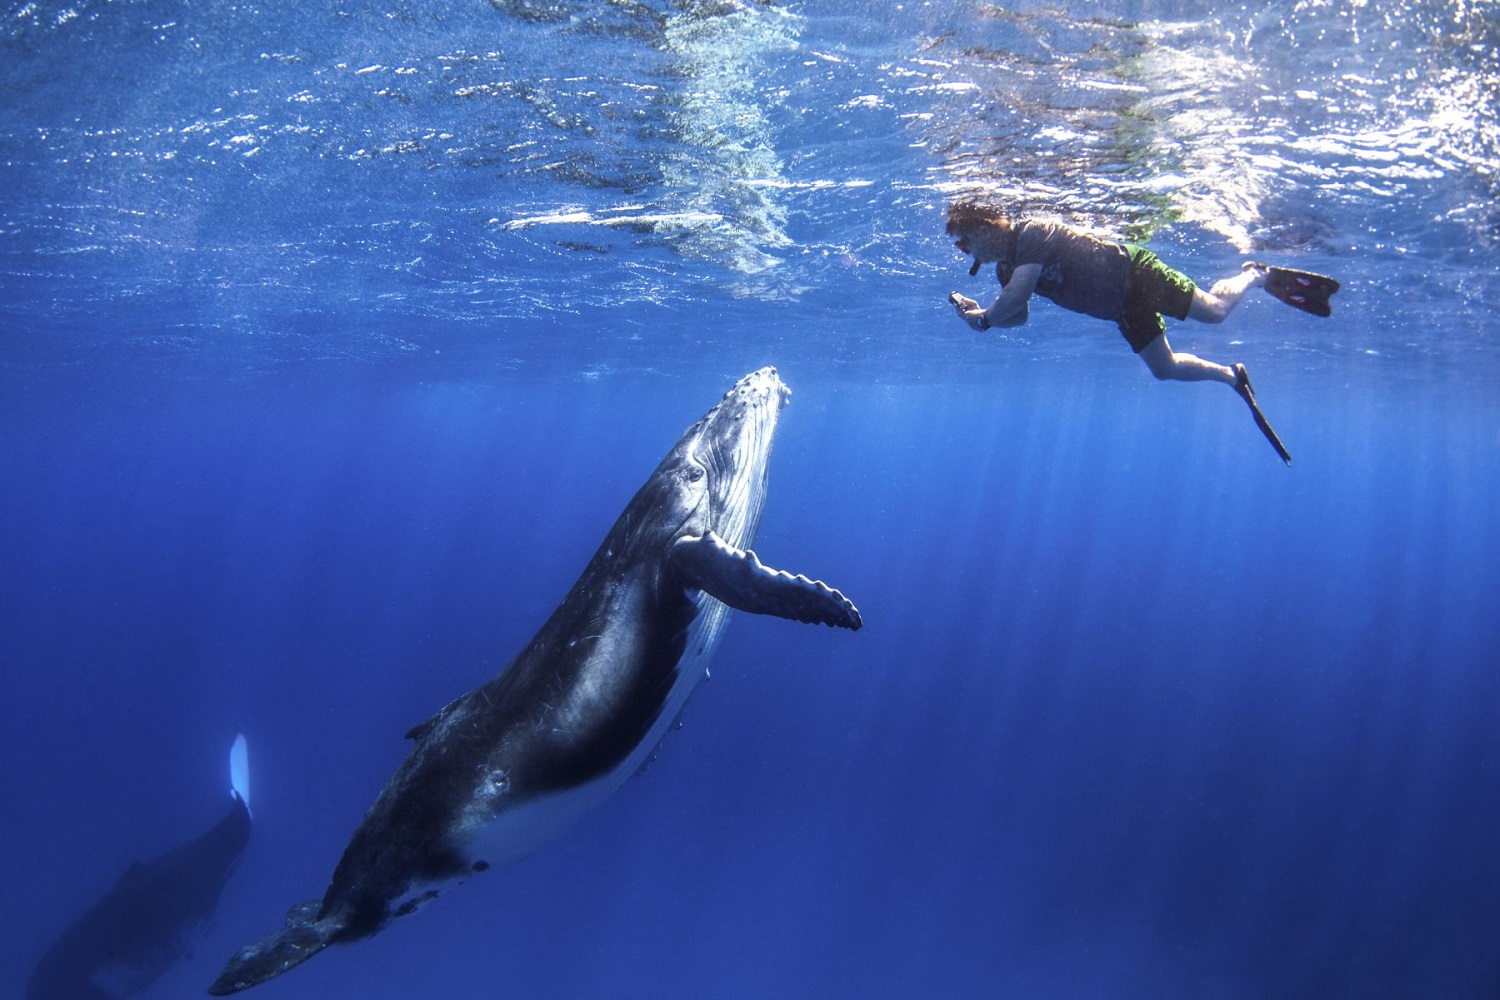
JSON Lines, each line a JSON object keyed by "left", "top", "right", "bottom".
{"left": 4, "top": 1, "right": 1499, "bottom": 998}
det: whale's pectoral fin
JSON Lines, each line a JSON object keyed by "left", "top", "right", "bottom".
{"left": 207, "top": 899, "right": 335, "bottom": 995}
{"left": 671, "top": 532, "right": 862, "bottom": 630}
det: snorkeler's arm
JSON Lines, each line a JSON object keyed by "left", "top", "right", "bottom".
{"left": 950, "top": 262, "right": 1039, "bottom": 331}
{"left": 982, "top": 262, "right": 1040, "bottom": 328}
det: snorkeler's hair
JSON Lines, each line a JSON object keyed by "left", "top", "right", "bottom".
{"left": 945, "top": 200, "right": 1010, "bottom": 234}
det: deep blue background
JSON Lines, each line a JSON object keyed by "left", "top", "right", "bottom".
{"left": 4, "top": 342, "right": 1498, "bottom": 998}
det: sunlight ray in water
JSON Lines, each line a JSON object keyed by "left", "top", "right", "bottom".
{"left": 656, "top": 1, "right": 801, "bottom": 274}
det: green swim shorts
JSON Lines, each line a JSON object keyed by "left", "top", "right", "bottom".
{"left": 1117, "top": 244, "right": 1197, "bottom": 353}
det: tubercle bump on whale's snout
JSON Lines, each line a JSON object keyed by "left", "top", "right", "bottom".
{"left": 717, "top": 368, "right": 790, "bottom": 414}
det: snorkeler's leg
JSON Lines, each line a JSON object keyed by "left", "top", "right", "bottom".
{"left": 1142, "top": 336, "right": 1290, "bottom": 462}
{"left": 1138, "top": 334, "right": 1237, "bottom": 385}
{"left": 1188, "top": 265, "right": 1266, "bottom": 323}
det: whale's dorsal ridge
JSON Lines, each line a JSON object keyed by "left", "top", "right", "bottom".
{"left": 405, "top": 689, "right": 473, "bottom": 742}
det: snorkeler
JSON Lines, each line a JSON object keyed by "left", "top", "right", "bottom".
{"left": 945, "top": 200, "right": 1339, "bottom": 465}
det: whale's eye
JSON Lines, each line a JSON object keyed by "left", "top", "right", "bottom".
{"left": 684, "top": 463, "right": 705, "bottom": 482}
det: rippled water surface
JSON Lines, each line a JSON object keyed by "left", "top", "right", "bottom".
{"left": 4, "top": 0, "right": 1498, "bottom": 372}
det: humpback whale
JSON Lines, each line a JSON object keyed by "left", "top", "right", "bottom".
{"left": 209, "top": 366, "right": 861, "bottom": 994}
{"left": 28, "top": 732, "right": 252, "bottom": 1000}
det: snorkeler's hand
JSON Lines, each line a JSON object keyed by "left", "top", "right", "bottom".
{"left": 948, "top": 292, "right": 990, "bottom": 331}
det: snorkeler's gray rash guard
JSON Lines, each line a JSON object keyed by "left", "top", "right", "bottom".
{"left": 1010, "top": 220, "right": 1132, "bottom": 321}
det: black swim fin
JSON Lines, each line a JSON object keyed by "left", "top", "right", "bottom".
{"left": 1256, "top": 265, "right": 1340, "bottom": 318}
{"left": 1234, "top": 364, "right": 1291, "bottom": 465}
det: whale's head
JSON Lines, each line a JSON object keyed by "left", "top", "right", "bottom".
{"left": 640, "top": 366, "right": 789, "bottom": 554}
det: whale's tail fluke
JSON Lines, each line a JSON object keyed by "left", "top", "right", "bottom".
{"left": 229, "top": 728, "right": 252, "bottom": 819}
{"left": 208, "top": 899, "right": 337, "bottom": 995}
